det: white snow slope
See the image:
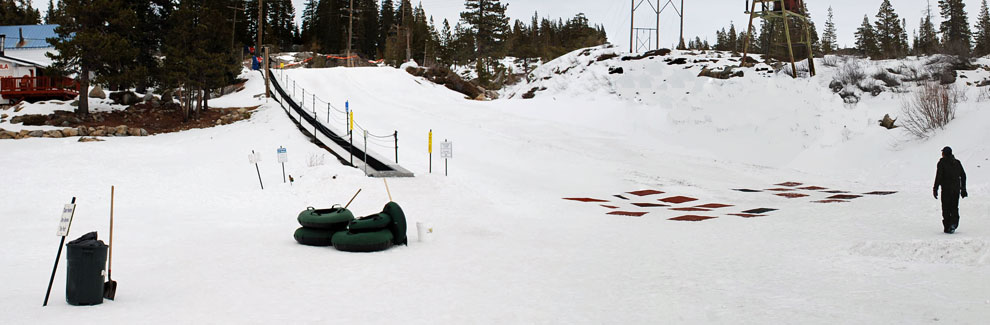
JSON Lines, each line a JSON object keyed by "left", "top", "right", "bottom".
{"left": 3, "top": 47, "right": 990, "bottom": 324}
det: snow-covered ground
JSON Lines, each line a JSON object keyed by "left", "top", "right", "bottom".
{"left": 3, "top": 48, "right": 990, "bottom": 323}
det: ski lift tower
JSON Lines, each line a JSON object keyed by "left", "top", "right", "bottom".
{"left": 740, "top": 0, "right": 816, "bottom": 78}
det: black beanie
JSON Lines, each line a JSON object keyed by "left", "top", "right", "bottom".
{"left": 942, "top": 146, "right": 952, "bottom": 155}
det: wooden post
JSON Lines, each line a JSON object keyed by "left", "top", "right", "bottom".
{"left": 679, "top": 0, "right": 685, "bottom": 49}
{"left": 264, "top": 47, "right": 270, "bottom": 98}
{"left": 347, "top": 0, "right": 354, "bottom": 67}
{"left": 740, "top": 1, "right": 758, "bottom": 68}
{"left": 256, "top": 0, "right": 263, "bottom": 60}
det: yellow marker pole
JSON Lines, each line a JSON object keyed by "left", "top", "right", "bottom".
{"left": 428, "top": 129, "right": 433, "bottom": 173}
{"left": 349, "top": 111, "right": 354, "bottom": 166}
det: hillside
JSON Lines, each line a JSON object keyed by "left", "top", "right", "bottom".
{"left": 2, "top": 46, "right": 989, "bottom": 323}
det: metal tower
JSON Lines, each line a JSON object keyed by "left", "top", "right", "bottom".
{"left": 629, "top": 0, "right": 685, "bottom": 53}
{"left": 740, "top": 0, "right": 816, "bottom": 78}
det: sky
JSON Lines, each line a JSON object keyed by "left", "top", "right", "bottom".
{"left": 31, "top": 0, "right": 990, "bottom": 52}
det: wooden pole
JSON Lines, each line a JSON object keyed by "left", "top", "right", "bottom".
{"left": 679, "top": 0, "right": 685, "bottom": 49}
{"left": 347, "top": 0, "right": 354, "bottom": 67}
{"left": 740, "top": 1, "right": 758, "bottom": 68}
{"left": 256, "top": 0, "right": 263, "bottom": 59}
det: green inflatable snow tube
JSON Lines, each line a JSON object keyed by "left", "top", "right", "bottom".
{"left": 332, "top": 229, "right": 394, "bottom": 252}
{"left": 382, "top": 202, "right": 407, "bottom": 245}
{"left": 293, "top": 227, "right": 336, "bottom": 246}
{"left": 348, "top": 213, "right": 393, "bottom": 233}
{"left": 297, "top": 206, "right": 354, "bottom": 230}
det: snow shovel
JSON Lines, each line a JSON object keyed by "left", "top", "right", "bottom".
{"left": 383, "top": 179, "right": 393, "bottom": 202}
{"left": 103, "top": 186, "right": 117, "bottom": 300}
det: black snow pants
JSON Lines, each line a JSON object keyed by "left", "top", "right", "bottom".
{"left": 941, "top": 189, "right": 960, "bottom": 230}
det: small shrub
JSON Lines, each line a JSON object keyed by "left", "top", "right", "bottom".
{"left": 822, "top": 55, "right": 839, "bottom": 67}
{"left": 900, "top": 82, "right": 956, "bottom": 138}
{"left": 978, "top": 87, "right": 990, "bottom": 102}
{"left": 836, "top": 61, "right": 866, "bottom": 85}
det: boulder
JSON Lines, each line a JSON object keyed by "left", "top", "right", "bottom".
{"left": 77, "top": 126, "right": 89, "bottom": 136}
{"left": 0, "top": 131, "right": 14, "bottom": 139}
{"left": 11, "top": 114, "right": 48, "bottom": 126}
{"left": 161, "top": 90, "right": 173, "bottom": 103}
{"left": 114, "top": 125, "right": 129, "bottom": 136}
{"left": 143, "top": 92, "right": 154, "bottom": 102}
{"left": 78, "top": 137, "right": 104, "bottom": 142}
{"left": 28, "top": 130, "right": 44, "bottom": 137}
{"left": 62, "top": 128, "right": 79, "bottom": 137}
{"left": 44, "top": 130, "right": 64, "bottom": 138}
{"left": 89, "top": 85, "right": 107, "bottom": 99}
{"left": 139, "top": 128, "right": 149, "bottom": 136}
{"left": 91, "top": 129, "right": 106, "bottom": 136}
{"left": 128, "top": 127, "right": 142, "bottom": 136}
{"left": 879, "top": 114, "right": 898, "bottom": 129}
{"left": 110, "top": 91, "right": 141, "bottom": 105}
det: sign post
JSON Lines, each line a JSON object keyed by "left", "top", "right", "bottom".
{"left": 348, "top": 107, "right": 354, "bottom": 166}
{"left": 440, "top": 139, "right": 452, "bottom": 176}
{"left": 364, "top": 130, "right": 369, "bottom": 176}
{"left": 43, "top": 197, "right": 77, "bottom": 306}
{"left": 428, "top": 129, "right": 433, "bottom": 174}
{"left": 277, "top": 147, "right": 288, "bottom": 183}
{"left": 250, "top": 150, "right": 264, "bottom": 189}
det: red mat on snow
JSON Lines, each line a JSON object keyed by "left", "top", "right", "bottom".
{"left": 669, "top": 215, "right": 717, "bottom": 221}
{"left": 695, "top": 203, "right": 734, "bottom": 209}
{"left": 776, "top": 193, "right": 809, "bottom": 198}
{"left": 632, "top": 203, "right": 669, "bottom": 208}
{"left": 776, "top": 182, "right": 804, "bottom": 187}
{"left": 563, "top": 197, "right": 609, "bottom": 203}
{"left": 800, "top": 186, "right": 828, "bottom": 190}
{"left": 828, "top": 194, "right": 862, "bottom": 200}
{"left": 608, "top": 211, "right": 648, "bottom": 217}
{"left": 628, "top": 190, "right": 665, "bottom": 196}
{"left": 766, "top": 188, "right": 797, "bottom": 192}
{"left": 730, "top": 213, "right": 765, "bottom": 218}
{"left": 600, "top": 205, "right": 620, "bottom": 209}
{"left": 864, "top": 191, "right": 897, "bottom": 195}
{"left": 671, "top": 207, "right": 712, "bottom": 212}
{"left": 813, "top": 200, "right": 847, "bottom": 203}
{"left": 660, "top": 196, "right": 698, "bottom": 204}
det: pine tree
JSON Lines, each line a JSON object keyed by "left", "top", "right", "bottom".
{"left": 974, "top": 0, "right": 990, "bottom": 57}
{"left": 300, "top": 0, "right": 317, "bottom": 47}
{"left": 727, "top": 23, "right": 738, "bottom": 52}
{"left": 821, "top": 6, "right": 838, "bottom": 54}
{"left": 460, "top": 0, "right": 509, "bottom": 86}
{"left": 0, "top": 0, "right": 41, "bottom": 25}
{"left": 875, "top": 0, "right": 907, "bottom": 59}
{"left": 47, "top": 0, "right": 138, "bottom": 116}
{"left": 378, "top": 0, "right": 395, "bottom": 57}
{"left": 939, "top": 0, "right": 972, "bottom": 55}
{"left": 918, "top": 2, "right": 941, "bottom": 55}
{"left": 855, "top": 15, "right": 880, "bottom": 58}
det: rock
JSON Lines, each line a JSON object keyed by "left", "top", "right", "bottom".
{"left": 109, "top": 91, "right": 141, "bottom": 105}
{"left": 143, "top": 92, "right": 154, "bottom": 102}
{"left": 609, "top": 67, "right": 624, "bottom": 74}
{"left": 0, "top": 131, "right": 14, "bottom": 139}
{"left": 139, "top": 128, "right": 148, "bottom": 136}
{"left": 667, "top": 58, "right": 689, "bottom": 65}
{"left": 1, "top": 113, "right": 7, "bottom": 119}
{"left": 89, "top": 85, "right": 107, "bottom": 99}
{"left": 28, "top": 130, "right": 44, "bottom": 137}
{"left": 91, "top": 129, "right": 106, "bottom": 136}
{"left": 161, "top": 90, "right": 173, "bottom": 103}
{"left": 78, "top": 137, "right": 104, "bottom": 142}
{"left": 829, "top": 80, "right": 844, "bottom": 93}
{"left": 11, "top": 114, "right": 48, "bottom": 126}
{"left": 70, "top": 100, "right": 79, "bottom": 107}
{"left": 62, "top": 128, "right": 79, "bottom": 137}
{"left": 77, "top": 126, "right": 89, "bottom": 136}
{"left": 44, "top": 130, "right": 64, "bottom": 138}
{"left": 128, "top": 127, "right": 142, "bottom": 136}
{"left": 114, "top": 125, "right": 129, "bottom": 136}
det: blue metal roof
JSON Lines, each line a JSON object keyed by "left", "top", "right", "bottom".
{"left": 0, "top": 24, "right": 59, "bottom": 49}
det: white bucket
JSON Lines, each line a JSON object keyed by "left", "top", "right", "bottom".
{"left": 416, "top": 222, "right": 432, "bottom": 242}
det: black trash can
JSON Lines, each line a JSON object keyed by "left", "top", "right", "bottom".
{"left": 65, "top": 232, "right": 107, "bottom": 306}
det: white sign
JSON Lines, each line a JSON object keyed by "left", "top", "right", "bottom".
{"left": 249, "top": 152, "right": 261, "bottom": 164}
{"left": 440, "top": 141, "right": 453, "bottom": 159}
{"left": 56, "top": 204, "right": 75, "bottom": 236}
{"left": 277, "top": 147, "right": 288, "bottom": 163}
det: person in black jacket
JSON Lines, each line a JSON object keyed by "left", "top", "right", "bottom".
{"left": 933, "top": 146, "right": 968, "bottom": 234}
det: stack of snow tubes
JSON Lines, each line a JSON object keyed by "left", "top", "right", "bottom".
{"left": 294, "top": 202, "right": 408, "bottom": 253}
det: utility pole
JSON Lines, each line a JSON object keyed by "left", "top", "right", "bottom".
{"left": 229, "top": 4, "right": 247, "bottom": 58}
{"left": 679, "top": 0, "right": 685, "bottom": 49}
{"left": 347, "top": 0, "right": 354, "bottom": 67}
{"left": 630, "top": 0, "right": 634, "bottom": 53}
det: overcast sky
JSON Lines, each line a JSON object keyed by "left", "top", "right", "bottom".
{"left": 31, "top": 0, "right": 990, "bottom": 51}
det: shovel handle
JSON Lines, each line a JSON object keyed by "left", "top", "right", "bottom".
{"left": 384, "top": 179, "right": 392, "bottom": 202}
{"left": 344, "top": 189, "right": 361, "bottom": 209}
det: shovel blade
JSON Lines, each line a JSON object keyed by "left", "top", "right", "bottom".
{"left": 103, "top": 280, "right": 117, "bottom": 300}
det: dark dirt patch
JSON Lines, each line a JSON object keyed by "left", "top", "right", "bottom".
{"left": 14, "top": 104, "right": 257, "bottom": 135}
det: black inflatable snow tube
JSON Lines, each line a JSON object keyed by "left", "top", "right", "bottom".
{"left": 348, "top": 213, "right": 393, "bottom": 233}
{"left": 382, "top": 202, "right": 407, "bottom": 245}
{"left": 332, "top": 229, "right": 394, "bottom": 252}
{"left": 297, "top": 207, "right": 354, "bottom": 230}
{"left": 293, "top": 227, "right": 336, "bottom": 246}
